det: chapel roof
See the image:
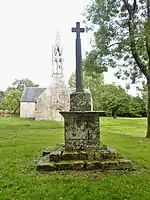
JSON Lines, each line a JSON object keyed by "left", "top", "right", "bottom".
{"left": 20, "top": 87, "right": 91, "bottom": 102}
{"left": 20, "top": 87, "right": 46, "bottom": 102}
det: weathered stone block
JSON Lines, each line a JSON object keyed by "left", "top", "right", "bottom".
{"left": 74, "top": 151, "right": 88, "bottom": 160}
{"left": 60, "top": 111, "right": 104, "bottom": 151}
{"left": 71, "top": 161, "right": 85, "bottom": 170}
{"left": 100, "top": 160, "right": 117, "bottom": 170}
{"left": 43, "top": 151, "right": 50, "bottom": 156}
{"left": 107, "top": 147, "right": 118, "bottom": 158}
{"left": 100, "top": 159, "right": 132, "bottom": 170}
{"left": 56, "top": 161, "right": 72, "bottom": 170}
{"left": 43, "top": 146, "right": 54, "bottom": 156}
{"left": 100, "top": 150, "right": 113, "bottom": 159}
{"left": 70, "top": 92, "right": 92, "bottom": 111}
{"left": 87, "top": 151, "right": 95, "bottom": 161}
{"left": 61, "top": 151, "right": 88, "bottom": 161}
{"left": 94, "top": 147, "right": 118, "bottom": 160}
{"left": 49, "top": 151, "right": 61, "bottom": 162}
{"left": 85, "top": 161, "right": 100, "bottom": 170}
{"left": 56, "top": 160, "right": 85, "bottom": 170}
{"left": 118, "top": 159, "right": 133, "bottom": 170}
{"left": 61, "top": 151, "right": 74, "bottom": 160}
{"left": 43, "top": 144, "right": 65, "bottom": 156}
{"left": 37, "top": 156, "right": 56, "bottom": 171}
{"left": 94, "top": 150, "right": 101, "bottom": 160}
{"left": 37, "top": 162, "right": 56, "bottom": 171}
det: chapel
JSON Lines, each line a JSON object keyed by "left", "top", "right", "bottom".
{"left": 20, "top": 30, "right": 92, "bottom": 121}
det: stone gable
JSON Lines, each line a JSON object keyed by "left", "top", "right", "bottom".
{"left": 35, "top": 74, "right": 70, "bottom": 121}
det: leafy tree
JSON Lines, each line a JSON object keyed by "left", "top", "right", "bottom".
{"left": 98, "top": 83, "right": 129, "bottom": 118}
{"left": 3, "top": 89, "right": 22, "bottom": 114}
{"left": 11, "top": 78, "right": 39, "bottom": 91}
{"left": 84, "top": 72, "right": 104, "bottom": 110}
{"left": 0, "top": 91, "right": 4, "bottom": 109}
{"left": 84, "top": 0, "right": 150, "bottom": 137}
{"left": 118, "top": 95, "right": 147, "bottom": 117}
{"left": 68, "top": 72, "right": 146, "bottom": 117}
{"left": 129, "top": 96, "right": 147, "bottom": 117}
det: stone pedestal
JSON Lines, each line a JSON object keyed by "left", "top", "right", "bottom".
{"left": 37, "top": 91, "right": 133, "bottom": 172}
{"left": 60, "top": 111, "right": 104, "bottom": 151}
{"left": 37, "top": 144, "right": 133, "bottom": 171}
{"left": 60, "top": 92, "right": 104, "bottom": 150}
{"left": 70, "top": 92, "right": 92, "bottom": 111}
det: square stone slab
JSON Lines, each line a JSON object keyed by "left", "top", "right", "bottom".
{"left": 37, "top": 156, "right": 56, "bottom": 171}
{"left": 56, "top": 160, "right": 85, "bottom": 170}
{"left": 85, "top": 161, "right": 100, "bottom": 170}
{"left": 100, "top": 159, "right": 132, "bottom": 171}
{"left": 49, "top": 151, "right": 62, "bottom": 162}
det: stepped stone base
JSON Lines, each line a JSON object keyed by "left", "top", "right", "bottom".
{"left": 37, "top": 144, "right": 133, "bottom": 171}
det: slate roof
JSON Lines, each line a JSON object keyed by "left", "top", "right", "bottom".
{"left": 20, "top": 87, "right": 46, "bottom": 102}
{"left": 20, "top": 87, "right": 91, "bottom": 102}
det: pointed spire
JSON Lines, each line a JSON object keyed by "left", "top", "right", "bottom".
{"left": 52, "top": 29, "right": 64, "bottom": 75}
{"left": 55, "top": 29, "right": 61, "bottom": 46}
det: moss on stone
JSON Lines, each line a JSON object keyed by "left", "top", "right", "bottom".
{"left": 85, "top": 161, "right": 100, "bottom": 170}
{"left": 38, "top": 144, "right": 133, "bottom": 172}
{"left": 56, "top": 160, "right": 85, "bottom": 170}
{"left": 61, "top": 151, "right": 74, "bottom": 160}
{"left": 37, "top": 160, "right": 56, "bottom": 171}
{"left": 100, "top": 159, "right": 132, "bottom": 171}
{"left": 49, "top": 151, "right": 61, "bottom": 162}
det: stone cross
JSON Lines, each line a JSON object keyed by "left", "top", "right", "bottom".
{"left": 72, "top": 22, "right": 85, "bottom": 92}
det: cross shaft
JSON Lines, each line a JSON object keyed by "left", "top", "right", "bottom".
{"left": 72, "top": 22, "right": 85, "bottom": 92}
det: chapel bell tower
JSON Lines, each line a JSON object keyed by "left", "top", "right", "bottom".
{"left": 52, "top": 30, "right": 64, "bottom": 75}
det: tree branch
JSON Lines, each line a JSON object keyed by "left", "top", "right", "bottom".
{"left": 147, "top": 0, "right": 150, "bottom": 17}
{"left": 133, "top": 0, "right": 137, "bottom": 13}
{"left": 146, "top": 36, "right": 150, "bottom": 66}
{"left": 123, "top": 0, "right": 148, "bottom": 79}
{"left": 122, "top": 0, "right": 132, "bottom": 15}
{"left": 146, "top": 0, "right": 150, "bottom": 70}
{"left": 108, "top": 42, "right": 121, "bottom": 48}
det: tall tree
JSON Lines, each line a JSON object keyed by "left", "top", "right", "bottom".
{"left": 0, "top": 91, "right": 4, "bottom": 109}
{"left": 84, "top": 0, "right": 150, "bottom": 137}
{"left": 3, "top": 89, "right": 22, "bottom": 114}
{"left": 99, "top": 83, "right": 130, "bottom": 118}
{"left": 12, "top": 78, "right": 39, "bottom": 91}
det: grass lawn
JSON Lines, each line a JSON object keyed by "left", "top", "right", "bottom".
{"left": 0, "top": 117, "right": 150, "bottom": 200}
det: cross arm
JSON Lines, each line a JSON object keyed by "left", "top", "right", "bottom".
{"left": 71, "top": 28, "right": 85, "bottom": 33}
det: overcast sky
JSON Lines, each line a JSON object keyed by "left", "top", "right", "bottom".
{"left": 0, "top": 0, "right": 138, "bottom": 95}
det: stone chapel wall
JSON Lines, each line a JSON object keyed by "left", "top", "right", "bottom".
{"left": 20, "top": 102, "right": 35, "bottom": 119}
{"left": 35, "top": 74, "right": 70, "bottom": 121}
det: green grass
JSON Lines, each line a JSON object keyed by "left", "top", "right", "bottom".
{"left": 0, "top": 117, "right": 150, "bottom": 200}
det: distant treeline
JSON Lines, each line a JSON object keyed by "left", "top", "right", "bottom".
{"left": 68, "top": 73, "right": 147, "bottom": 118}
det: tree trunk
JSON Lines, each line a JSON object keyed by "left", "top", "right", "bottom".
{"left": 146, "top": 80, "right": 150, "bottom": 138}
{"left": 112, "top": 109, "right": 117, "bottom": 119}
{"left": 13, "top": 109, "right": 17, "bottom": 114}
